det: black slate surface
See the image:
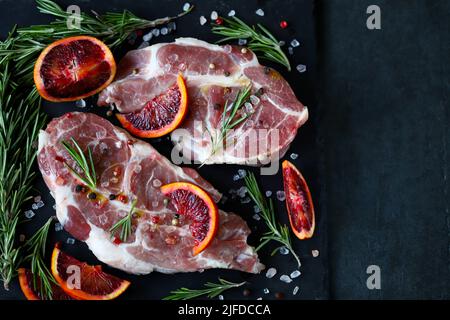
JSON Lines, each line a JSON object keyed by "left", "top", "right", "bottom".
{"left": 317, "top": 0, "right": 449, "bottom": 299}
{"left": 0, "top": 0, "right": 326, "bottom": 300}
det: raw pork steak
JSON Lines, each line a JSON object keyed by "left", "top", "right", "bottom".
{"left": 38, "top": 112, "right": 263, "bottom": 274}
{"left": 98, "top": 38, "right": 308, "bottom": 165}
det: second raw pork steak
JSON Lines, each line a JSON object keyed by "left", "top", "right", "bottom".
{"left": 37, "top": 112, "right": 263, "bottom": 274}
{"left": 98, "top": 38, "right": 308, "bottom": 165}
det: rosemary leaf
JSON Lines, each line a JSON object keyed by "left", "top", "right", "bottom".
{"left": 244, "top": 172, "right": 301, "bottom": 268}
{"left": 163, "top": 278, "right": 246, "bottom": 300}
{"left": 61, "top": 138, "right": 97, "bottom": 189}
{"left": 109, "top": 199, "right": 137, "bottom": 242}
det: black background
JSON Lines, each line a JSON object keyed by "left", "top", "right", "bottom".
{"left": 0, "top": 0, "right": 449, "bottom": 300}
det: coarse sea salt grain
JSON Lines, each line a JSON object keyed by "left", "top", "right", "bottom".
{"left": 24, "top": 210, "right": 35, "bottom": 219}
{"left": 265, "top": 190, "right": 272, "bottom": 197}
{"left": 280, "top": 275, "right": 292, "bottom": 283}
{"left": 257, "top": 297, "right": 262, "bottom": 300}
{"left": 238, "top": 38, "right": 247, "bottom": 46}
{"left": 252, "top": 213, "right": 261, "bottom": 221}
{"left": 199, "top": 16, "right": 207, "bottom": 25}
{"left": 293, "top": 286, "right": 299, "bottom": 295}
{"left": 152, "top": 179, "right": 162, "bottom": 187}
{"left": 210, "top": 11, "right": 218, "bottom": 20}
{"left": 296, "top": 64, "right": 307, "bottom": 73}
{"left": 238, "top": 169, "right": 246, "bottom": 178}
{"left": 183, "top": 3, "right": 190, "bottom": 11}
{"left": 263, "top": 288, "right": 270, "bottom": 294}
{"left": 76, "top": 99, "right": 86, "bottom": 108}
{"left": 31, "top": 203, "right": 38, "bottom": 210}
{"left": 279, "top": 246, "right": 289, "bottom": 255}
{"left": 237, "top": 186, "right": 247, "bottom": 197}
{"left": 52, "top": 204, "right": 57, "bottom": 210}
{"left": 143, "top": 32, "right": 153, "bottom": 42}
{"left": 312, "top": 249, "right": 320, "bottom": 257}
{"left": 265, "top": 267, "right": 277, "bottom": 278}
{"left": 228, "top": 10, "right": 236, "bottom": 17}
{"left": 168, "top": 22, "right": 176, "bottom": 31}
{"left": 253, "top": 205, "right": 261, "bottom": 213}
{"left": 290, "top": 270, "right": 301, "bottom": 279}
{"left": 138, "top": 41, "right": 149, "bottom": 49}
{"left": 152, "top": 28, "right": 160, "bottom": 37}
{"left": 218, "top": 294, "right": 224, "bottom": 300}
{"left": 290, "top": 153, "right": 299, "bottom": 160}
{"left": 288, "top": 47, "right": 294, "bottom": 55}
{"left": 55, "top": 222, "right": 63, "bottom": 232}
{"left": 290, "top": 39, "right": 300, "bottom": 47}
{"left": 233, "top": 174, "right": 241, "bottom": 181}
{"left": 36, "top": 200, "right": 44, "bottom": 208}
{"left": 255, "top": 9, "right": 265, "bottom": 16}
{"left": 160, "top": 27, "right": 169, "bottom": 35}
{"left": 240, "top": 197, "right": 251, "bottom": 204}
{"left": 276, "top": 190, "right": 286, "bottom": 201}
{"left": 66, "top": 238, "right": 75, "bottom": 245}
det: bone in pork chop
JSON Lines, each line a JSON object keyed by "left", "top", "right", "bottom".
{"left": 98, "top": 38, "right": 308, "bottom": 165}
{"left": 37, "top": 112, "right": 263, "bottom": 274}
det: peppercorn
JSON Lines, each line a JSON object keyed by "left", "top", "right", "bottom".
{"left": 224, "top": 71, "right": 230, "bottom": 77}
{"left": 75, "top": 185, "right": 83, "bottom": 193}
{"left": 256, "top": 87, "right": 265, "bottom": 96}
{"left": 275, "top": 292, "right": 285, "bottom": 300}
{"left": 264, "top": 67, "right": 271, "bottom": 75}
{"left": 88, "top": 192, "right": 97, "bottom": 200}
{"left": 243, "top": 289, "right": 251, "bottom": 297}
{"left": 109, "top": 194, "right": 116, "bottom": 200}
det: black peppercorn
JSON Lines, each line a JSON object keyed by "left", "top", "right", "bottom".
{"left": 88, "top": 192, "right": 97, "bottom": 200}
{"left": 75, "top": 185, "right": 83, "bottom": 193}
{"left": 109, "top": 194, "right": 116, "bottom": 200}
{"left": 263, "top": 67, "right": 270, "bottom": 75}
{"left": 224, "top": 71, "right": 230, "bottom": 77}
{"left": 256, "top": 87, "right": 265, "bottom": 96}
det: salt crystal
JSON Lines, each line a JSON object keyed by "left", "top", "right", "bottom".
{"left": 255, "top": 9, "right": 265, "bottom": 16}
{"left": 249, "top": 95, "right": 260, "bottom": 105}
{"left": 263, "top": 288, "right": 270, "bottom": 294}
{"left": 257, "top": 297, "right": 262, "bottom": 300}
{"left": 66, "top": 238, "right": 75, "bottom": 245}
{"left": 199, "top": 16, "right": 207, "bottom": 25}
{"left": 290, "top": 39, "right": 300, "bottom": 47}
{"left": 218, "top": 294, "right": 224, "bottom": 300}
{"left": 276, "top": 190, "right": 286, "bottom": 201}
{"left": 237, "top": 186, "right": 247, "bottom": 197}
{"left": 296, "top": 64, "right": 307, "bottom": 73}
{"left": 240, "top": 197, "right": 251, "bottom": 204}
{"left": 228, "top": 10, "right": 236, "bottom": 17}
{"left": 167, "top": 22, "right": 176, "bottom": 31}
{"left": 34, "top": 195, "right": 41, "bottom": 203}
{"left": 279, "top": 40, "right": 286, "bottom": 46}
{"left": 290, "top": 153, "right": 299, "bottom": 160}
{"left": 253, "top": 205, "right": 261, "bottom": 213}
{"left": 280, "top": 275, "right": 292, "bottom": 283}
{"left": 182, "top": 2, "right": 190, "bottom": 11}
{"left": 265, "top": 267, "right": 277, "bottom": 278}
{"left": 31, "top": 203, "right": 38, "bottom": 210}
{"left": 142, "top": 32, "right": 153, "bottom": 42}
{"left": 293, "top": 286, "right": 299, "bottom": 295}
{"left": 151, "top": 28, "right": 160, "bottom": 37}
{"left": 252, "top": 213, "right": 261, "bottom": 221}
{"left": 138, "top": 41, "right": 149, "bottom": 49}
{"left": 238, "top": 169, "right": 247, "bottom": 178}
{"left": 238, "top": 38, "right": 247, "bottom": 46}
{"left": 76, "top": 99, "right": 86, "bottom": 108}
{"left": 288, "top": 47, "right": 294, "bottom": 55}
{"left": 233, "top": 174, "right": 241, "bottom": 181}
{"left": 55, "top": 222, "right": 63, "bottom": 231}
{"left": 134, "top": 165, "right": 142, "bottom": 173}
{"left": 24, "top": 210, "right": 35, "bottom": 219}
{"left": 265, "top": 190, "right": 272, "bottom": 197}
{"left": 36, "top": 200, "right": 44, "bottom": 208}
{"left": 52, "top": 204, "right": 57, "bottom": 210}
{"left": 244, "top": 102, "right": 254, "bottom": 114}
{"left": 290, "top": 270, "right": 301, "bottom": 278}
{"left": 312, "top": 249, "right": 320, "bottom": 257}
{"left": 210, "top": 11, "right": 218, "bottom": 20}
{"left": 115, "top": 141, "right": 122, "bottom": 149}
{"left": 152, "top": 179, "right": 162, "bottom": 187}
{"left": 279, "top": 246, "right": 289, "bottom": 255}
{"left": 160, "top": 27, "right": 169, "bottom": 35}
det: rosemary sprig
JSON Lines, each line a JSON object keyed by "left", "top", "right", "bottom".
{"left": 208, "top": 84, "right": 253, "bottom": 157}
{"left": 163, "top": 278, "right": 246, "bottom": 300}
{"left": 61, "top": 138, "right": 97, "bottom": 189}
{"left": 244, "top": 172, "right": 301, "bottom": 267}
{"left": 212, "top": 16, "right": 291, "bottom": 71}
{"left": 24, "top": 217, "right": 57, "bottom": 300}
{"left": 0, "top": 32, "right": 47, "bottom": 290}
{"left": 0, "top": 0, "right": 192, "bottom": 86}
{"left": 109, "top": 199, "right": 137, "bottom": 242}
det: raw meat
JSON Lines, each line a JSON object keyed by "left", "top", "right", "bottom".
{"left": 37, "top": 112, "right": 263, "bottom": 274}
{"left": 98, "top": 38, "right": 308, "bottom": 165}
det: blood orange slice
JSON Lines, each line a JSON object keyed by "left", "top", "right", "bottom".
{"left": 160, "top": 182, "right": 218, "bottom": 255}
{"left": 18, "top": 268, "right": 72, "bottom": 300}
{"left": 282, "top": 160, "right": 315, "bottom": 239}
{"left": 51, "top": 243, "right": 130, "bottom": 300}
{"left": 116, "top": 74, "right": 188, "bottom": 138}
{"left": 34, "top": 36, "right": 116, "bottom": 102}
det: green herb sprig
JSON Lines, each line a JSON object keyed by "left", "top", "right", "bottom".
{"left": 61, "top": 138, "right": 97, "bottom": 189}
{"left": 163, "top": 278, "right": 246, "bottom": 300}
{"left": 24, "top": 217, "right": 57, "bottom": 300}
{"left": 244, "top": 172, "right": 301, "bottom": 267}
{"left": 207, "top": 84, "right": 253, "bottom": 158}
{"left": 212, "top": 16, "right": 291, "bottom": 71}
{"left": 109, "top": 199, "right": 137, "bottom": 242}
